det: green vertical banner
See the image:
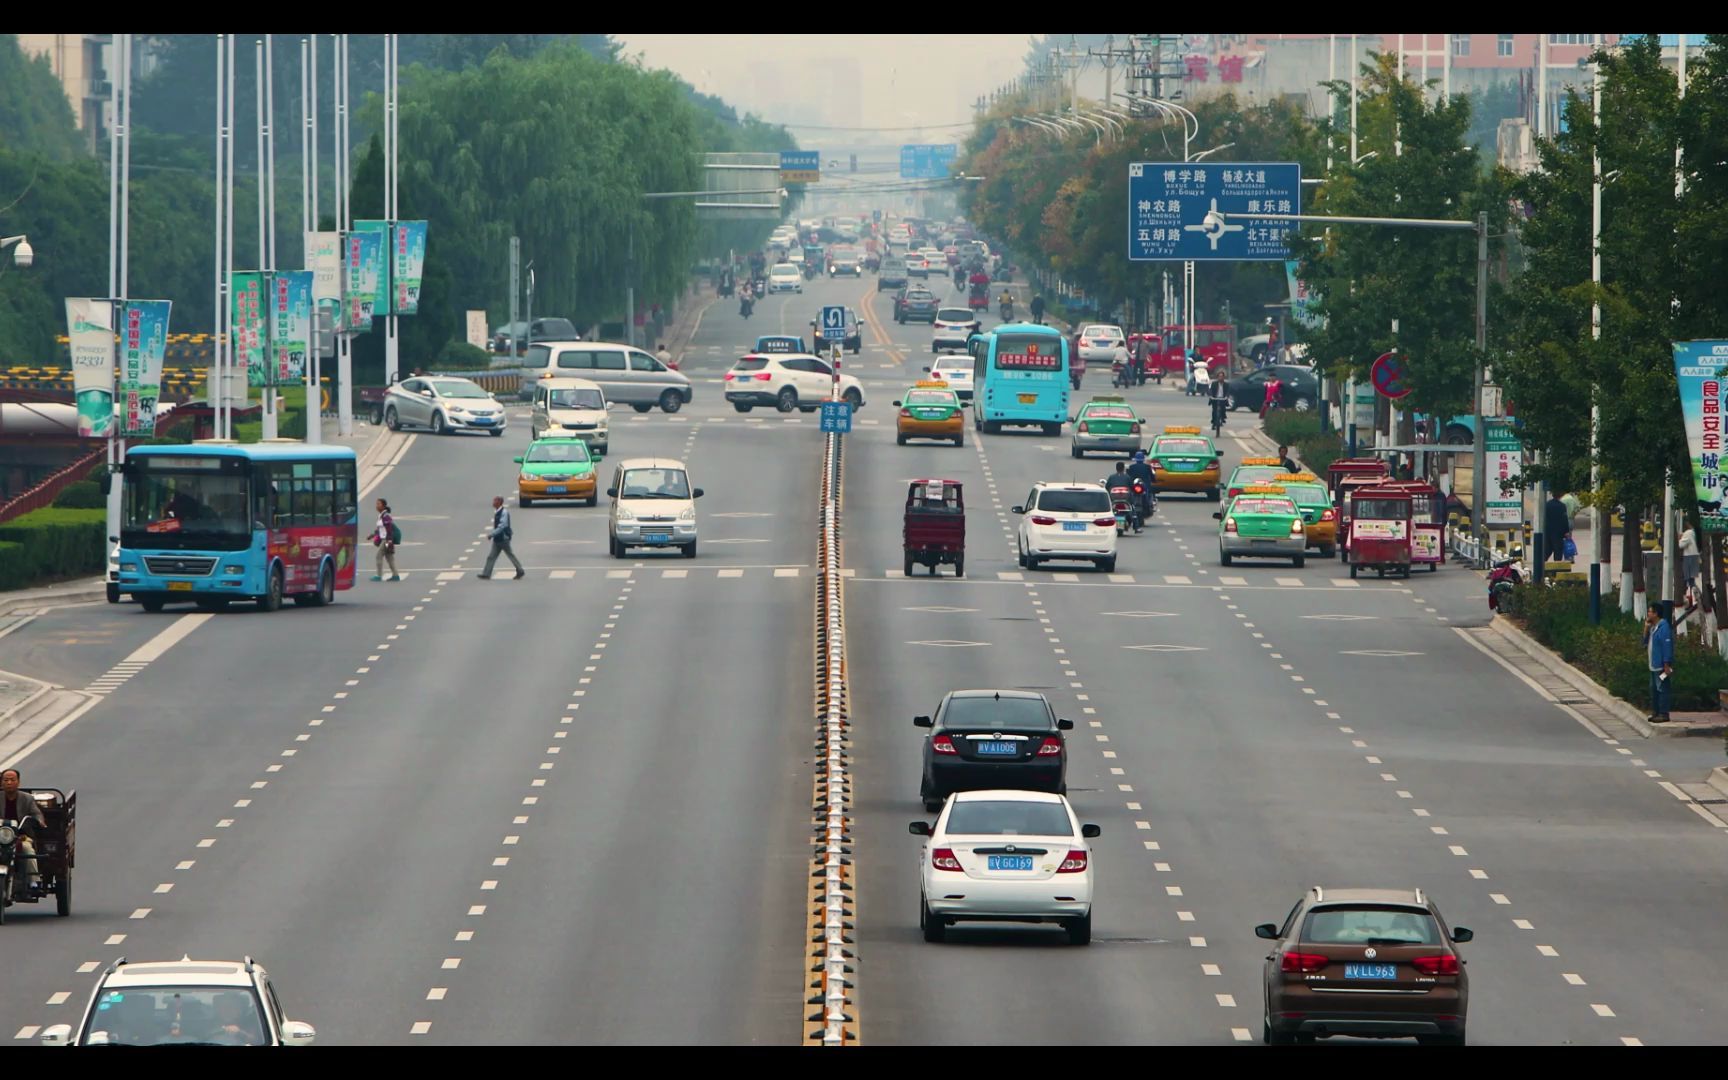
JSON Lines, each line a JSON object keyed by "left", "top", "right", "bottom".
{"left": 271, "top": 271, "right": 313, "bottom": 383}
{"left": 65, "top": 298, "right": 115, "bottom": 438}
{"left": 231, "top": 271, "right": 269, "bottom": 387}
{"left": 118, "top": 299, "right": 171, "bottom": 437}
{"left": 392, "top": 220, "right": 427, "bottom": 315}
{"left": 341, "top": 229, "right": 384, "bottom": 334}
{"left": 353, "top": 219, "right": 392, "bottom": 322}
{"left": 1483, "top": 418, "right": 1524, "bottom": 527}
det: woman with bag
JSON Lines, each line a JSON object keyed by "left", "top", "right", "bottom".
{"left": 371, "top": 497, "right": 401, "bottom": 582}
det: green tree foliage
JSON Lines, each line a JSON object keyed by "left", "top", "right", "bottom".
{"left": 0, "top": 35, "right": 83, "bottom": 160}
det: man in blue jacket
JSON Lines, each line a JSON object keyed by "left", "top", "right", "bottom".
{"left": 1643, "top": 602, "right": 1675, "bottom": 723}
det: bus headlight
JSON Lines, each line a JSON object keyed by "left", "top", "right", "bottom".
{"left": 119, "top": 563, "right": 137, "bottom": 572}
{"left": 224, "top": 565, "right": 245, "bottom": 575}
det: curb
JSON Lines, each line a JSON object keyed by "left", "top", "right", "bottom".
{"left": 1710, "top": 767, "right": 1728, "bottom": 800}
{"left": 1486, "top": 615, "right": 1658, "bottom": 737}
{"left": 0, "top": 580, "right": 108, "bottom": 618}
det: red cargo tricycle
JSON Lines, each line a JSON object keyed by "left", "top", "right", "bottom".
{"left": 904, "top": 479, "right": 965, "bottom": 577}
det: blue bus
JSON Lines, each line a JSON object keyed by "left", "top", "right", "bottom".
{"left": 116, "top": 443, "right": 360, "bottom": 613}
{"left": 968, "top": 323, "right": 1070, "bottom": 434}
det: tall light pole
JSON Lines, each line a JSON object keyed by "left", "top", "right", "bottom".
{"left": 256, "top": 39, "right": 277, "bottom": 440}
{"left": 336, "top": 34, "right": 352, "bottom": 438}
{"left": 1589, "top": 36, "right": 1605, "bottom": 622}
{"left": 1350, "top": 35, "right": 1359, "bottom": 165}
{"left": 384, "top": 32, "right": 399, "bottom": 387}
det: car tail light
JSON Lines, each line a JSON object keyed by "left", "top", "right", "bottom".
{"left": 1036, "top": 736, "right": 1063, "bottom": 756}
{"left": 900, "top": 408, "right": 913, "bottom": 418}
{"left": 1412, "top": 954, "right": 1461, "bottom": 976}
{"left": 931, "top": 847, "right": 962, "bottom": 871}
{"left": 1281, "top": 952, "right": 1329, "bottom": 974}
{"left": 1077, "top": 421, "right": 1089, "bottom": 433}
{"left": 931, "top": 734, "right": 957, "bottom": 755}
{"left": 1130, "top": 421, "right": 1142, "bottom": 432}
{"left": 1228, "top": 487, "right": 1243, "bottom": 499}
{"left": 1096, "top": 516, "right": 1119, "bottom": 527}
{"left": 1030, "top": 515, "right": 1057, "bottom": 526}
{"left": 1057, "top": 849, "right": 1089, "bottom": 873}
{"left": 1291, "top": 519, "right": 1305, "bottom": 536}
{"left": 1321, "top": 508, "right": 1337, "bottom": 521}
{"left": 724, "top": 372, "right": 737, "bottom": 381}
{"left": 753, "top": 372, "right": 773, "bottom": 381}
{"left": 1224, "top": 516, "right": 1238, "bottom": 533}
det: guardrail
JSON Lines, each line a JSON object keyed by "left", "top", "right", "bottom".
{"left": 0, "top": 446, "right": 105, "bottom": 526}
{"left": 805, "top": 429, "right": 857, "bottom": 1046}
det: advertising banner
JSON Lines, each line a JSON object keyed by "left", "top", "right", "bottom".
{"left": 117, "top": 299, "right": 170, "bottom": 437}
{"left": 1484, "top": 417, "right": 1524, "bottom": 527}
{"left": 305, "top": 230, "right": 341, "bottom": 302}
{"left": 341, "top": 229, "right": 384, "bottom": 333}
{"left": 1285, "top": 260, "right": 1323, "bottom": 329}
{"left": 65, "top": 298, "right": 115, "bottom": 438}
{"left": 1674, "top": 340, "right": 1728, "bottom": 531}
{"left": 231, "top": 271, "right": 268, "bottom": 387}
{"left": 271, "top": 270, "right": 313, "bottom": 384}
{"left": 392, "top": 220, "right": 427, "bottom": 315}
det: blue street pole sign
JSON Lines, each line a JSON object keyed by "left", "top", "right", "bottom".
{"left": 900, "top": 144, "right": 958, "bottom": 180}
{"left": 820, "top": 305, "right": 848, "bottom": 342}
{"left": 820, "top": 400, "right": 853, "bottom": 434}
{"left": 1127, "top": 161, "right": 1302, "bottom": 262}
{"left": 780, "top": 150, "right": 821, "bottom": 184}
{"left": 872, "top": 209, "right": 882, "bottom": 222}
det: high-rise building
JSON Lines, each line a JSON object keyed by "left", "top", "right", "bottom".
{"left": 16, "top": 33, "right": 112, "bottom": 153}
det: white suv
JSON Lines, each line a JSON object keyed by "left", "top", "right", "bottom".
{"left": 768, "top": 263, "right": 803, "bottom": 293}
{"left": 932, "top": 307, "right": 982, "bottom": 353}
{"left": 43, "top": 956, "right": 315, "bottom": 1046}
{"left": 723, "top": 353, "right": 867, "bottom": 414}
{"left": 1012, "top": 483, "right": 1118, "bottom": 572}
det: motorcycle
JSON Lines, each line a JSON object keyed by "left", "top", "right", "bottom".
{"left": 1488, "top": 557, "right": 1523, "bottom": 612}
{"left": 739, "top": 294, "right": 754, "bottom": 319}
{"left": 802, "top": 262, "right": 818, "bottom": 281}
{"left": 1104, "top": 481, "right": 1136, "bottom": 535}
{"left": 1070, "top": 368, "right": 1084, "bottom": 392}
{"left": 1112, "top": 356, "right": 1132, "bottom": 389}
{"left": 999, "top": 299, "right": 1015, "bottom": 321}
{"left": 1131, "top": 480, "right": 1154, "bottom": 530}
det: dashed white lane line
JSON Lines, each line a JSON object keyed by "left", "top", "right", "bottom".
{"left": 1591, "top": 1004, "right": 1616, "bottom": 1018}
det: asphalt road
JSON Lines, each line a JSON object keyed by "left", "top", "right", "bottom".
{"left": 3, "top": 265, "right": 1726, "bottom": 1046}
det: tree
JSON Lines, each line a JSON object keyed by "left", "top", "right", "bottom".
{"left": 0, "top": 35, "right": 83, "bottom": 161}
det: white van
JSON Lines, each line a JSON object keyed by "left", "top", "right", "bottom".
{"left": 530, "top": 376, "right": 609, "bottom": 452}
{"left": 523, "top": 341, "right": 694, "bottom": 413}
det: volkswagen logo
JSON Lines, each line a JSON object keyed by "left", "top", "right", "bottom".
{"left": 1005, "top": 844, "right": 1017, "bottom": 853}
{"left": 1364, "top": 947, "right": 1377, "bottom": 959}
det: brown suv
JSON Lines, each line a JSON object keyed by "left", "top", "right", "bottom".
{"left": 1257, "top": 887, "right": 1472, "bottom": 1045}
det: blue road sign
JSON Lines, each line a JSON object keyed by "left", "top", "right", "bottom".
{"left": 872, "top": 209, "right": 882, "bottom": 222}
{"left": 780, "top": 150, "right": 821, "bottom": 183}
{"left": 820, "top": 401, "right": 853, "bottom": 434}
{"left": 820, "top": 305, "right": 848, "bottom": 342}
{"left": 1127, "top": 161, "right": 1302, "bottom": 262}
{"left": 900, "top": 144, "right": 958, "bottom": 180}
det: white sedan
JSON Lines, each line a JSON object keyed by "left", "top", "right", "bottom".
{"left": 767, "top": 263, "right": 803, "bottom": 293}
{"left": 911, "top": 789, "right": 1100, "bottom": 945}
{"left": 1077, "top": 324, "right": 1127, "bottom": 366}
{"left": 926, "top": 354, "right": 974, "bottom": 399}
{"left": 382, "top": 375, "right": 507, "bottom": 436}
{"left": 1013, "top": 482, "right": 1118, "bottom": 572}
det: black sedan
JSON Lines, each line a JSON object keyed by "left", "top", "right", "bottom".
{"left": 1225, "top": 364, "right": 1320, "bottom": 412}
{"left": 895, "top": 287, "right": 940, "bottom": 324}
{"left": 916, "top": 690, "right": 1072, "bottom": 812}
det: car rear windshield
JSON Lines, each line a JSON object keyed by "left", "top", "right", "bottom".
{"left": 1232, "top": 467, "right": 1284, "bottom": 485}
{"left": 1037, "top": 489, "right": 1110, "bottom": 514}
{"left": 945, "top": 800, "right": 1073, "bottom": 837}
{"left": 1304, "top": 907, "right": 1442, "bottom": 945}
{"left": 940, "top": 695, "right": 1052, "bottom": 731}
{"left": 1233, "top": 498, "right": 1296, "bottom": 516}
{"left": 733, "top": 358, "right": 770, "bottom": 371}
{"left": 430, "top": 380, "right": 489, "bottom": 399}
{"left": 526, "top": 442, "right": 591, "bottom": 463}
{"left": 936, "top": 308, "right": 974, "bottom": 322}
{"left": 905, "top": 390, "right": 955, "bottom": 406}
{"left": 1082, "top": 325, "right": 1121, "bottom": 339}
{"left": 772, "top": 264, "right": 796, "bottom": 273}
{"left": 1084, "top": 406, "right": 1134, "bottom": 420}
{"left": 1156, "top": 438, "right": 1210, "bottom": 454}
{"left": 1282, "top": 483, "right": 1329, "bottom": 504}
{"left": 1354, "top": 498, "right": 1409, "bottom": 519}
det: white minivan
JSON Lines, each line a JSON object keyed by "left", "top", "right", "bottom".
{"left": 606, "top": 457, "right": 704, "bottom": 559}
{"left": 530, "top": 376, "right": 609, "bottom": 452}
{"left": 524, "top": 341, "right": 693, "bottom": 413}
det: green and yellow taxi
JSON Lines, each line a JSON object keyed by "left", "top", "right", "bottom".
{"left": 1277, "top": 472, "right": 1339, "bottom": 556}
{"left": 1225, "top": 456, "right": 1295, "bottom": 500}
{"left": 515, "top": 437, "right": 598, "bottom": 507}
{"left": 1147, "top": 425, "right": 1224, "bottom": 500}
{"left": 1214, "top": 484, "right": 1307, "bottom": 568}
{"left": 1070, "top": 394, "right": 1144, "bottom": 458}
{"left": 894, "top": 380, "right": 965, "bottom": 446}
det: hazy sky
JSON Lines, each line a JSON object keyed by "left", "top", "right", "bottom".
{"left": 615, "top": 35, "right": 1033, "bottom": 137}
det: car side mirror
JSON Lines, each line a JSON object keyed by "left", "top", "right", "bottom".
{"left": 1212, "top": 511, "right": 1223, "bottom": 520}
{"left": 280, "top": 1020, "right": 317, "bottom": 1046}
{"left": 1080, "top": 823, "right": 1101, "bottom": 839}
{"left": 109, "top": 535, "right": 119, "bottom": 544}
{"left": 692, "top": 488, "right": 704, "bottom": 499}
{"left": 1255, "top": 923, "right": 1280, "bottom": 940}
{"left": 1216, "top": 449, "right": 1225, "bottom": 457}
{"left": 420, "top": 389, "right": 433, "bottom": 397}
{"left": 1056, "top": 717, "right": 1074, "bottom": 730}
{"left": 513, "top": 456, "right": 524, "bottom": 463}
{"left": 39, "top": 1023, "right": 72, "bottom": 1046}
{"left": 908, "top": 821, "right": 932, "bottom": 836}
{"left": 912, "top": 714, "right": 933, "bottom": 728}
{"left": 1450, "top": 927, "right": 1474, "bottom": 943}
{"left": 1010, "top": 506, "right": 1025, "bottom": 515}
{"left": 892, "top": 401, "right": 901, "bottom": 408}
{"left": 922, "top": 366, "right": 931, "bottom": 373}
{"left": 606, "top": 487, "right": 618, "bottom": 498}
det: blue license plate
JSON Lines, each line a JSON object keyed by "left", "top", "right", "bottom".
{"left": 1062, "top": 521, "right": 1087, "bottom": 532}
{"left": 546, "top": 486, "right": 567, "bottom": 494}
{"left": 1344, "top": 963, "right": 1398, "bottom": 980}
{"left": 472, "top": 417, "right": 495, "bottom": 425}
{"left": 645, "top": 533, "right": 670, "bottom": 544}
{"left": 975, "top": 741, "right": 1016, "bottom": 755}
{"left": 987, "top": 855, "right": 1034, "bottom": 871}
{"left": 1170, "top": 461, "right": 1198, "bottom": 470}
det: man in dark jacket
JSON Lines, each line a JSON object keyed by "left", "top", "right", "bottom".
{"left": 1544, "top": 492, "right": 1572, "bottom": 564}
{"left": 1030, "top": 295, "right": 1046, "bottom": 325}
{"left": 1277, "top": 444, "right": 1301, "bottom": 473}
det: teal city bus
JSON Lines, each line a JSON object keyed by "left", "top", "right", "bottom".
{"left": 968, "top": 324, "right": 1070, "bottom": 435}
{"left": 116, "top": 442, "right": 359, "bottom": 613}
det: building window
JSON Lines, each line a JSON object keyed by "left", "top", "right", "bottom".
{"left": 1548, "top": 34, "right": 1589, "bottom": 46}
{"left": 1497, "top": 33, "right": 1514, "bottom": 58}
{"left": 1451, "top": 34, "right": 1470, "bottom": 58}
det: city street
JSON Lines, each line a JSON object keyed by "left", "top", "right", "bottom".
{"left": 3, "top": 270, "right": 1727, "bottom": 1046}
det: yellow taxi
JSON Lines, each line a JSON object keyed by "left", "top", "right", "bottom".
{"left": 1147, "top": 426, "right": 1224, "bottom": 501}
{"left": 1277, "top": 471, "right": 1339, "bottom": 556}
{"left": 894, "top": 380, "right": 965, "bottom": 446}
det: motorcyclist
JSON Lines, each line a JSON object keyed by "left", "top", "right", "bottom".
{"left": 1105, "top": 461, "right": 1135, "bottom": 499}
{"left": 999, "top": 292, "right": 1015, "bottom": 321}
{"left": 1110, "top": 340, "right": 1133, "bottom": 388}
{"left": 968, "top": 267, "right": 991, "bottom": 302}
{"left": 1126, "top": 450, "right": 1158, "bottom": 522}
{"left": 1, "top": 767, "right": 45, "bottom": 897}
{"left": 1207, "top": 366, "right": 1230, "bottom": 428}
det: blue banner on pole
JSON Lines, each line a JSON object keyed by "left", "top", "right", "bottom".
{"left": 1128, "top": 161, "right": 1302, "bottom": 262}
{"left": 780, "top": 150, "right": 821, "bottom": 183}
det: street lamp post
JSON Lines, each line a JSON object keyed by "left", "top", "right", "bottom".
{"left": 1213, "top": 208, "right": 1493, "bottom": 564}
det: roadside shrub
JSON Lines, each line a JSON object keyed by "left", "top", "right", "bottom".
{"left": 1509, "top": 584, "right": 1728, "bottom": 711}
{"left": 0, "top": 507, "right": 105, "bottom": 590}
{"left": 53, "top": 480, "right": 105, "bottom": 509}
{"left": 430, "top": 340, "right": 492, "bottom": 372}
{"left": 0, "top": 541, "right": 26, "bottom": 590}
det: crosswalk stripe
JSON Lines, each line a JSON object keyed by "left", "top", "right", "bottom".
{"left": 886, "top": 569, "right": 904, "bottom": 578}
{"left": 1163, "top": 575, "right": 1192, "bottom": 584}
{"left": 1219, "top": 575, "right": 1247, "bottom": 586}
{"left": 1053, "top": 573, "right": 1079, "bottom": 582}
{"left": 1275, "top": 577, "right": 1305, "bottom": 587}
{"left": 606, "top": 569, "right": 631, "bottom": 579}
{"left": 1331, "top": 579, "right": 1361, "bottom": 587}
{"left": 840, "top": 568, "right": 857, "bottom": 578}
{"left": 549, "top": 570, "right": 575, "bottom": 580}
{"left": 437, "top": 571, "right": 464, "bottom": 582}
{"left": 774, "top": 567, "right": 800, "bottom": 577}
{"left": 661, "top": 569, "right": 688, "bottom": 579}
{"left": 997, "top": 571, "right": 1024, "bottom": 581}
{"left": 717, "top": 568, "right": 743, "bottom": 578}
{"left": 1108, "top": 574, "right": 1135, "bottom": 583}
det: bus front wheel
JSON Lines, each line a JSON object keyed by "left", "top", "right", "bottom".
{"left": 139, "top": 596, "right": 166, "bottom": 613}
{"left": 257, "top": 567, "right": 284, "bottom": 612}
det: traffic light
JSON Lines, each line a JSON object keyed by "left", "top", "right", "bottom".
{"left": 849, "top": 153, "right": 857, "bottom": 173}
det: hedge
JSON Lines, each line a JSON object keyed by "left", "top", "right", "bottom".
{"left": 1508, "top": 584, "right": 1728, "bottom": 711}
{"left": 0, "top": 507, "right": 105, "bottom": 591}
{"left": 53, "top": 480, "right": 105, "bottom": 509}
{"left": 432, "top": 339, "right": 493, "bottom": 371}
{"left": 1261, "top": 411, "right": 1344, "bottom": 475}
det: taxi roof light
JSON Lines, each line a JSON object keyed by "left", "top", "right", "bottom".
{"left": 1091, "top": 394, "right": 1126, "bottom": 402}
{"left": 1241, "top": 485, "right": 1289, "bottom": 494}
{"left": 913, "top": 379, "right": 950, "bottom": 388}
{"left": 1163, "top": 425, "right": 1202, "bottom": 434}
{"left": 1241, "top": 456, "right": 1283, "bottom": 466}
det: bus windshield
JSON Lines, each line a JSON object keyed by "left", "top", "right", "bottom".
{"left": 123, "top": 466, "right": 253, "bottom": 551}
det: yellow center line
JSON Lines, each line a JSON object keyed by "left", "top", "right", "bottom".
{"left": 856, "top": 283, "right": 905, "bottom": 366}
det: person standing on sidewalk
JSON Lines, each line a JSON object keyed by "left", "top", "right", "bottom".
{"left": 1680, "top": 523, "right": 1699, "bottom": 604}
{"left": 1644, "top": 603, "right": 1675, "bottom": 723}
{"left": 477, "top": 495, "right": 525, "bottom": 580}
{"left": 370, "top": 497, "right": 400, "bottom": 582}
{"left": 1544, "top": 492, "right": 1572, "bottom": 565}
{"left": 1030, "top": 294, "right": 1045, "bottom": 325}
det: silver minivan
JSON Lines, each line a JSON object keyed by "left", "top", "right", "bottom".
{"left": 530, "top": 376, "right": 609, "bottom": 452}
{"left": 524, "top": 342, "right": 693, "bottom": 413}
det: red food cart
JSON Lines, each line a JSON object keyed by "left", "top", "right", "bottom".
{"left": 903, "top": 479, "right": 966, "bottom": 577}
{"left": 1381, "top": 479, "right": 1444, "bottom": 571}
{"left": 1347, "top": 485, "right": 1415, "bottom": 578}
{"left": 1334, "top": 472, "right": 1390, "bottom": 563}
{"left": 1326, "top": 457, "right": 1389, "bottom": 492}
